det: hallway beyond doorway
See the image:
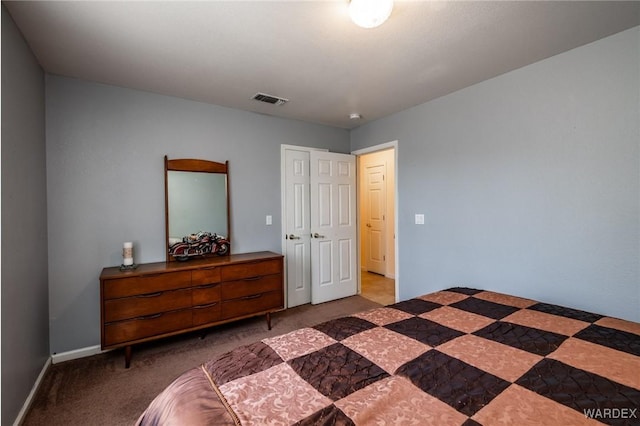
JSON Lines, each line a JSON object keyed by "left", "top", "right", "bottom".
{"left": 360, "top": 271, "right": 395, "bottom": 306}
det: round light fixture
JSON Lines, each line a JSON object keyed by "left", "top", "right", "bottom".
{"left": 349, "top": 113, "right": 362, "bottom": 120}
{"left": 348, "top": 0, "right": 394, "bottom": 29}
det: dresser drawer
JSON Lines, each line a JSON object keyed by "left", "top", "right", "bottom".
{"left": 221, "top": 274, "right": 282, "bottom": 299}
{"left": 221, "top": 259, "right": 282, "bottom": 281}
{"left": 104, "top": 309, "right": 192, "bottom": 347}
{"left": 193, "top": 283, "right": 221, "bottom": 305}
{"left": 191, "top": 267, "right": 221, "bottom": 286}
{"left": 103, "top": 271, "right": 192, "bottom": 299}
{"left": 192, "top": 302, "right": 221, "bottom": 326}
{"left": 104, "top": 288, "right": 192, "bottom": 323}
{"left": 221, "top": 290, "right": 283, "bottom": 320}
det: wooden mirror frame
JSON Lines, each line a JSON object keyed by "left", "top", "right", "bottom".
{"left": 164, "top": 156, "right": 230, "bottom": 262}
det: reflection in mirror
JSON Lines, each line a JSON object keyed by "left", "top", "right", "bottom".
{"left": 167, "top": 171, "right": 228, "bottom": 240}
{"left": 165, "top": 157, "right": 230, "bottom": 262}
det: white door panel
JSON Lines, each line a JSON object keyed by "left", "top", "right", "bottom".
{"left": 287, "top": 240, "right": 308, "bottom": 295}
{"left": 338, "top": 184, "right": 352, "bottom": 225}
{"left": 318, "top": 183, "right": 332, "bottom": 227}
{"left": 310, "top": 151, "right": 357, "bottom": 304}
{"left": 339, "top": 238, "right": 353, "bottom": 280}
{"left": 318, "top": 240, "right": 333, "bottom": 285}
{"left": 284, "top": 149, "right": 312, "bottom": 307}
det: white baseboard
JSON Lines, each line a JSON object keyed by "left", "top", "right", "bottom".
{"left": 51, "top": 345, "right": 104, "bottom": 364}
{"left": 13, "top": 357, "right": 51, "bottom": 426}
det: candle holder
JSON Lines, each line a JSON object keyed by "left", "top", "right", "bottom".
{"left": 120, "top": 242, "right": 138, "bottom": 271}
{"left": 119, "top": 263, "right": 138, "bottom": 271}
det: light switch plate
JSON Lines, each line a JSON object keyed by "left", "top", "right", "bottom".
{"left": 415, "top": 214, "right": 425, "bottom": 225}
{"left": 266, "top": 215, "right": 272, "bottom": 225}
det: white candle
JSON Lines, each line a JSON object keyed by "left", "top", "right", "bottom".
{"left": 123, "top": 242, "right": 134, "bottom": 266}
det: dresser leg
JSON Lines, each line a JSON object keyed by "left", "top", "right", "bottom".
{"left": 124, "top": 345, "right": 132, "bottom": 369}
{"left": 266, "top": 312, "right": 272, "bottom": 330}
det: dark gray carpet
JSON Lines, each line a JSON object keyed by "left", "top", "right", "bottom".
{"left": 23, "top": 296, "right": 380, "bottom": 425}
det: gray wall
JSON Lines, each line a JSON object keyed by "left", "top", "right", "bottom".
{"left": 45, "top": 76, "right": 350, "bottom": 353}
{"left": 352, "top": 26, "right": 640, "bottom": 322}
{"left": 1, "top": 5, "right": 49, "bottom": 425}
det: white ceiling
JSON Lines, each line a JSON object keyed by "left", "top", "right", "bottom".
{"left": 5, "top": 1, "right": 640, "bottom": 129}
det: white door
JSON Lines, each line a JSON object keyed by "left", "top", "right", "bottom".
{"left": 365, "top": 164, "right": 386, "bottom": 275}
{"left": 284, "top": 149, "right": 312, "bottom": 307}
{"left": 310, "top": 151, "right": 357, "bottom": 304}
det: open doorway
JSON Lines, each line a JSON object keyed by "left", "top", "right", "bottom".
{"left": 355, "top": 144, "right": 397, "bottom": 306}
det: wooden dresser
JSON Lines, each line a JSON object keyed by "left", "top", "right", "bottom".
{"left": 100, "top": 251, "right": 283, "bottom": 367}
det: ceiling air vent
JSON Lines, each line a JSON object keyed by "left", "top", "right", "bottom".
{"left": 252, "top": 92, "right": 289, "bottom": 106}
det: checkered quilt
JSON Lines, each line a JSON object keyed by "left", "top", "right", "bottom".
{"left": 137, "top": 288, "right": 640, "bottom": 426}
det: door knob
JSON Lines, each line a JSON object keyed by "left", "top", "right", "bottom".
{"left": 366, "top": 223, "right": 372, "bottom": 228}
{"left": 288, "top": 234, "right": 301, "bottom": 240}
{"left": 313, "top": 233, "right": 325, "bottom": 239}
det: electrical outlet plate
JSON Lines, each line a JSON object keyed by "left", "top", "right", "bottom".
{"left": 266, "top": 215, "right": 272, "bottom": 225}
{"left": 415, "top": 214, "right": 425, "bottom": 225}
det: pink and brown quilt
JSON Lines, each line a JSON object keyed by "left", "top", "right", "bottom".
{"left": 137, "top": 288, "right": 640, "bottom": 425}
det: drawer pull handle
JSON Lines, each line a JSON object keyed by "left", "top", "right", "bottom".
{"left": 195, "top": 283, "right": 219, "bottom": 290}
{"left": 243, "top": 276, "right": 261, "bottom": 281}
{"left": 138, "top": 291, "right": 163, "bottom": 298}
{"left": 194, "top": 302, "right": 219, "bottom": 309}
{"left": 202, "top": 266, "right": 218, "bottom": 271}
{"left": 137, "top": 313, "right": 163, "bottom": 320}
{"left": 242, "top": 294, "right": 263, "bottom": 300}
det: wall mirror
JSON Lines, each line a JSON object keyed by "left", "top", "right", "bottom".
{"left": 164, "top": 156, "right": 230, "bottom": 262}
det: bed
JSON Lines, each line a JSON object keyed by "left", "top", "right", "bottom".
{"left": 136, "top": 287, "right": 640, "bottom": 425}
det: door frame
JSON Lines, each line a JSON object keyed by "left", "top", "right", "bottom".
{"left": 360, "top": 158, "right": 388, "bottom": 277}
{"left": 281, "top": 142, "right": 399, "bottom": 307}
{"left": 352, "top": 140, "right": 399, "bottom": 303}
{"left": 280, "top": 144, "right": 327, "bottom": 308}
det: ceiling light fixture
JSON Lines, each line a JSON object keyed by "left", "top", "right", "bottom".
{"left": 348, "top": 0, "right": 394, "bottom": 29}
{"left": 349, "top": 113, "right": 362, "bottom": 120}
